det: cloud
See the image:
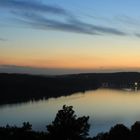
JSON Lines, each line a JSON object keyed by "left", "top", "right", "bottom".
{"left": 0, "top": 0, "right": 68, "bottom": 16}
{"left": 135, "top": 33, "right": 140, "bottom": 37}
{"left": 0, "top": 0, "right": 126, "bottom": 36}
{"left": 0, "top": 38, "right": 7, "bottom": 41}
{"left": 1, "top": 65, "right": 140, "bottom": 75}
{"left": 0, "top": 65, "right": 96, "bottom": 75}
{"left": 115, "top": 15, "right": 140, "bottom": 26}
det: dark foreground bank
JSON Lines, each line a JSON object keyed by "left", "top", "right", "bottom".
{"left": 0, "top": 105, "right": 140, "bottom": 140}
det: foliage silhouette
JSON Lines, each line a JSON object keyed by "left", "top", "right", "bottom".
{"left": 108, "top": 124, "right": 130, "bottom": 140}
{"left": 131, "top": 121, "right": 140, "bottom": 140}
{"left": 0, "top": 122, "right": 46, "bottom": 140}
{"left": 22, "top": 122, "right": 32, "bottom": 131}
{"left": 47, "top": 105, "right": 90, "bottom": 140}
{"left": 1, "top": 106, "right": 140, "bottom": 139}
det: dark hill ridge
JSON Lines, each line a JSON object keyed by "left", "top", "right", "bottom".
{"left": 0, "top": 72, "right": 140, "bottom": 105}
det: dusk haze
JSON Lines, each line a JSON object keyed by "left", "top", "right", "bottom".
{"left": 1, "top": 0, "right": 140, "bottom": 74}
{"left": 1, "top": 1, "right": 140, "bottom": 140}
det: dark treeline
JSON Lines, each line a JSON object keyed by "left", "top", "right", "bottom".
{"left": 91, "top": 122, "right": 140, "bottom": 140}
{"left": 1, "top": 122, "right": 140, "bottom": 140}
{"left": 0, "top": 105, "right": 89, "bottom": 140}
{"left": 0, "top": 73, "right": 100, "bottom": 105}
{"left": 0, "top": 105, "right": 140, "bottom": 140}
{"left": 0, "top": 72, "right": 140, "bottom": 105}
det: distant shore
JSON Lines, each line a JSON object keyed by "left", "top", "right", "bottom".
{"left": 0, "top": 72, "right": 140, "bottom": 105}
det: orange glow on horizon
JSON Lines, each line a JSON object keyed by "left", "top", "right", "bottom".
{"left": 1, "top": 55, "right": 140, "bottom": 70}
{"left": 1, "top": 35, "right": 140, "bottom": 70}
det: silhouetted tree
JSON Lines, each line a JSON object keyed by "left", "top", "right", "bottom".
{"left": 92, "top": 133, "right": 108, "bottom": 140}
{"left": 131, "top": 121, "right": 140, "bottom": 140}
{"left": 47, "top": 105, "right": 90, "bottom": 140}
{"left": 22, "top": 122, "right": 32, "bottom": 131}
{"left": 108, "top": 124, "right": 130, "bottom": 140}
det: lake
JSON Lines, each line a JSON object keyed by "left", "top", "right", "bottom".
{"left": 0, "top": 88, "right": 140, "bottom": 136}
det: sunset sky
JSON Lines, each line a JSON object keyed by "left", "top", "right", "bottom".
{"left": 1, "top": 0, "right": 140, "bottom": 74}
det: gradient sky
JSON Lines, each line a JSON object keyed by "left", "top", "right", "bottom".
{"left": 1, "top": 0, "right": 140, "bottom": 74}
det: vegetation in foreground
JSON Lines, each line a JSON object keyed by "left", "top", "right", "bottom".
{"left": 0, "top": 105, "right": 140, "bottom": 140}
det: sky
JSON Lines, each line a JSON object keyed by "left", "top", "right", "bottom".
{"left": 1, "top": 0, "right": 140, "bottom": 75}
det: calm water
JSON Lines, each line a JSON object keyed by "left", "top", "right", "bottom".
{"left": 1, "top": 88, "right": 140, "bottom": 136}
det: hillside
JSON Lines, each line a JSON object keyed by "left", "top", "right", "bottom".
{"left": 0, "top": 72, "right": 140, "bottom": 105}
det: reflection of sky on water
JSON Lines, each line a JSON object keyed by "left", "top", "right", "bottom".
{"left": 1, "top": 89, "right": 140, "bottom": 136}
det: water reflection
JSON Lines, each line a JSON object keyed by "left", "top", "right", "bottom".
{"left": 1, "top": 88, "right": 140, "bottom": 136}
